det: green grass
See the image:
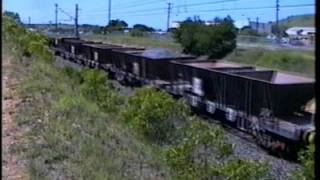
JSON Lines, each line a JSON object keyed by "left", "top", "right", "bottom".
{"left": 224, "top": 48, "right": 315, "bottom": 76}
{"left": 5, "top": 15, "right": 312, "bottom": 180}
{"left": 279, "top": 14, "right": 315, "bottom": 27}
{"left": 84, "top": 33, "right": 182, "bottom": 52}
{"left": 85, "top": 33, "right": 314, "bottom": 76}
{"left": 15, "top": 56, "right": 172, "bottom": 179}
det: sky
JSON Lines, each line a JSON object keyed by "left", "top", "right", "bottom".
{"left": 3, "top": 0, "right": 315, "bottom": 30}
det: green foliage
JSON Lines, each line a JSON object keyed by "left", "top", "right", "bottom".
{"left": 104, "top": 19, "right": 128, "bottom": 33}
{"left": 3, "top": 11, "right": 22, "bottom": 24}
{"left": 282, "top": 14, "right": 315, "bottom": 27}
{"left": 227, "top": 48, "right": 315, "bottom": 76}
{"left": 129, "top": 28, "right": 144, "bottom": 37}
{"left": 172, "top": 16, "right": 237, "bottom": 59}
{"left": 121, "top": 87, "right": 190, "bottom": 143}
{"left": 12, "top": 49, "right": 170, "bottom": 179}
{"left": 3, "top": 15, "right": 53, "bottom": 63}
{"left": 292, "top": 144, "right": 315, "bottom": 180}
{"left": 220, "top": 159, "right": 269, "bottom": 180}
{"left": 132, "top": 24, "right": 155, "bottom": 32}
{"left": 80, "top": 69, "right": 122, "bottom": 112}
{"left": 165, "top": 119, "right": 233, "bottom": 179}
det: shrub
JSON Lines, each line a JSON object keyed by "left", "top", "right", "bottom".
{"left": 165, "top": 118, "right": 233, "bottom": 179}
{"left": 130, "top": 28, "right": 144, "bottom": 37}
{"left": 172, "top": 16, "right": 237, "bottom": 59}
{"left": 120, "top": 87, "right": 190, "bottom": 143}
{"left": 132, "top": 24, "right": 155, "bottom": 32}
{"left": 292, "top": 144, "right": 315, "bottom": 180}
{"left": 80, "top": 69, "right": 122, "bottom": 112}
{"left": 220, "top": 159, "right": 269, "bottom": 180}
{"left": 3, "top": 15, "right": 53, "bottom": 63}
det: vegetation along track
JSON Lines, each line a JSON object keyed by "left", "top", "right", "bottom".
{"left": 3, "top": 14, "right": 314, "bottom": 179}
{"left": 54, "top": 56, "right": 300, "bottom": 180}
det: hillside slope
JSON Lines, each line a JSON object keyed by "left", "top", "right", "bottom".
{"left": 279, "top": 14, "right": 315, "bottom": 27}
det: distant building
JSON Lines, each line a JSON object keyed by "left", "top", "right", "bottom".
{"left": 285, "top": 27, "right": 315, "bottom": 46}
{"left": 170, "top": 21, "right": 181, "bottom": 29}
{"left": 204, "top": 20, "right": 220, "bottom": 26}
{"left": 249, "top": 21, "right": 272, "bottom": 35}
{"left": 170, "top": 20, "right": 220, "bottom": 28}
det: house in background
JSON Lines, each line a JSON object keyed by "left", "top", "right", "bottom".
{"left": 285, "top": 27, "right": 315, "bottom": 46}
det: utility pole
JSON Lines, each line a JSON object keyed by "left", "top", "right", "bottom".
{"left": 256, "top": 17, "right": 259, "bottom": 33}
{"left": 276, "top": 0, "right": 280, "bottom": 42}
{"left": 108, "top": 0, "right": 111, "bottom": 24}
{"left": 28, "top": 16, "right": 31, "bottom": 25}
{"left": 75, "top": 4, "right": 79, "bottom": 38}
{"left": 55, "top": 3, "right": 58, "bottom": 31}
{"left": 167, "top": 2, "right": 172, "bottom": 31}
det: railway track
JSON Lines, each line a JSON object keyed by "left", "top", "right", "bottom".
{"left": 54, "top": 56, "right": 297, "bottom": 161}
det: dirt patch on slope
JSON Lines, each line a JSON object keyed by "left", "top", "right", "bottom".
{"left": 2, "top": 53, "right": 29, "bottom": 180}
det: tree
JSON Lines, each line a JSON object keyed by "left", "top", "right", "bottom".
{"left": 103, "top": 19, "right": 128, "bottom": 33}
{"left": 172, "top": 16, "right": 237, "bottom": 59}
{"left": 132, "top": 24, "right": 155, "bottom": 32}
{"left": 3, "top": 11, "right": 22, "bottom": 24}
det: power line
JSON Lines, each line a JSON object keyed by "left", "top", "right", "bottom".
{"left": 58, "top": 7, "right": 74, "bottom": 20}
{"left": 82, "top": 0, "right": 165, "bottom": 13}
{"left": 80, "top": 3, "right": 314, "bottom": 19}
{"left": 175, "top": 0, "right": 238, "bottom": 9}
{"left": 80, "top": 0, "right": 237, "bottom": 16}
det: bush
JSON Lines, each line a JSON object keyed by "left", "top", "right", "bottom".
{"left": 121, "top": 87, "right": 190, "bottom": 143}
{"left": 129, "top": 28, "right": 144, "bottom": 37}
{"left": 292, "top": 144, "right": 315, "bottom": 180}
{"left": 80, "top": 69, "right": 122, "bottom": 112}
{"left": 165, "top": 118, "right": 233, "bottom": 179}
{"left": 220, "top": 159, "right": 269, "bottom": 180}
{"left": 132, "top": 24, "right": 155, "bottom": 32}
{"left": 172, "top": 16, "right": 237, "bottom": 59}
{"left": 3, "top": 15, "right": 53, "bottom": 63}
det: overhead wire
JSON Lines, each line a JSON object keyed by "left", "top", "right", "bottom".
{"left": 80, "top": 3, "right": 315, "bottom": 19}
{"left": 80, "top": 0, "right": 238, "bottom": 16}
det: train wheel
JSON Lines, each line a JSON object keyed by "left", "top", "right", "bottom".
{"left": 253, "top": 128, "right": 272, "bottom": 149}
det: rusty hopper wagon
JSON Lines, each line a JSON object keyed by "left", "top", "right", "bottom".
{"left": 80, "top": 43, "right": 124, "bottom": 68}
{"left": 48, "top": 37, "right": 79, "bottom": 56}
{"left": 47, "top": 37, "right": 315, "bottom": 156}
{"left": 171, "top": 60, "right": 315, "bottom": 152}
{"left": 61, "top": 38, "right": 102, "bottom": 61}
{"left": 110, "top": 48, "right": 194, "bottom": 86}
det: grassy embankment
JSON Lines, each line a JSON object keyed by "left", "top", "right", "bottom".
{"left": 4, "top": 15, "right": 314, "bottom": 179}
{"left": 85, "top": 34, "right": 314, "bottom": 76}
{"left": 4, "top": 16, "right": 273, "bottom": 179}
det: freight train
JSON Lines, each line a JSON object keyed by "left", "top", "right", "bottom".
{"left": 47, "top": 36, "right": 315, "bottom": 155}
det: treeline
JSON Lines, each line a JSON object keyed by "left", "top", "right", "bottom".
{"left": 3, "top": 14, "right": 314, "bottom": 180}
